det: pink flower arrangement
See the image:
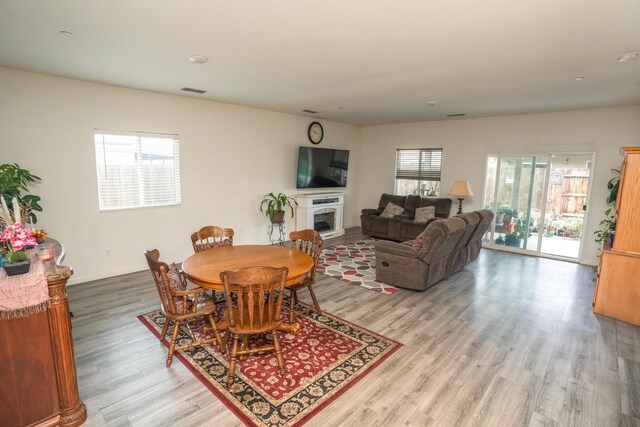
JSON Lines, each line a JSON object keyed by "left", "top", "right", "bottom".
{"left": 0, "top": 222, "right": 37, "bottom": 263}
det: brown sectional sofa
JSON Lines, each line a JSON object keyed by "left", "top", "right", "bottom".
{"left": 374, "top": 209, "right": 494, "bottom": 291}
{"left": 361, "top": 193, "right": 452, "bottom": 241}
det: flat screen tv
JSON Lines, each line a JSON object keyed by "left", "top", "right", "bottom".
{"left": 297, "top": 146, "right": 350, "bottom": 189}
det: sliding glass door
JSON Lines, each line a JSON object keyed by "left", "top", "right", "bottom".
{"left": 484, "top": 155, "right": 548, "bottom": 254}
{"left": 483, "top": 153, "right": 593, "bottom": 260}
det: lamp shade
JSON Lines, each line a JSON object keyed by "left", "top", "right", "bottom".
{"left": 449, "top": 180, "right": 474, "bottom": 197}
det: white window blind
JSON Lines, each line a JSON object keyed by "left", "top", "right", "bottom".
{"left": 94, "top": 131, "right": 181, "bottom": 211}
{"left": 395, "top": 148, "right": 443, "bottom": 181}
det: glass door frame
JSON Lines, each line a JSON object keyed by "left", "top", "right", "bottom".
{"left": 483, "top": 153, "right": 550, "bottom": 255}
{"left": 482, "top": 151, "right": 596, "bottom": 262}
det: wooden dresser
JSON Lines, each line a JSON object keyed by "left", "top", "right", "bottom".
{"left": 0, "top": 246, "right": 86, "bottom": 426}
{"left": 593, "top": 146, "right": 640, "bottom": 326}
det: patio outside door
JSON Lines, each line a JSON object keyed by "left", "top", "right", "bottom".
{"left": 539, "top": 154, "right": 592, "bottom": 259}
{"left": 483, "top": 153, "right": 593, "bottom": 260}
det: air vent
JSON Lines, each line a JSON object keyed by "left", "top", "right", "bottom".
{"left": 447, "top": 113, "right": 466, "bottom": 117}
{"left": 181, "top": 87, "right": 207, "bottom": 94}
{"left": 301, "top": 109, "right": 318, "bottom": 114}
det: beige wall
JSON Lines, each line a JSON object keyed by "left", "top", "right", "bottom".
{"left": 2, "top": 66, "right": 639, "bottom": 281}
{"left": 359, "top": 106, "right": 640, "bottom": 265}
{"left": 0, "top": 67, "right": 361, "bottom": 283}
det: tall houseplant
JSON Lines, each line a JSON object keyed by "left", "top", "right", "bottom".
{"left": 0, "top": 163, "right": 42, "bottom": 225}
{"left": 594, "top": 169, "right": 620, "bottom": 248}
{"left": 594, "top": 208, "right": 616, "bottom": 248}
{"left": 260, "top": 193, "right": 297, "bottom": 223}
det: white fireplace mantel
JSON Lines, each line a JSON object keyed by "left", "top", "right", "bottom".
{"left": 295, "top": 193, "right": 345, "bottom": 239}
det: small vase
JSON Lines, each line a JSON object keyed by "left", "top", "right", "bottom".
{"left": 3, "top": 259, "right": 31, "bottom": 276}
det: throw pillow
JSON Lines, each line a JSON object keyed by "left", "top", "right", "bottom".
{"left": 380, "top": 202, "right": 405, "bottom": 219}
{"left": 196, "top": 239, "right": 230, "bottom": 252}
{"left": 166, "top": 262, "right": 187, "bottom": 314}
{"left": 414, "top": 206, "right": 436, "bottom": 222}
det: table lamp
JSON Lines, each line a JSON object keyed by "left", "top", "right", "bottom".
{"left": 449, "top": 180, "right": 473, "bottom": 214}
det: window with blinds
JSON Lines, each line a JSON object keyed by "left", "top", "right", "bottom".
{"left": 94, "top": 131, "right": 181, "bottom": 211}
{"left": 395, "top": 148, "right": 443, "bottom": 196}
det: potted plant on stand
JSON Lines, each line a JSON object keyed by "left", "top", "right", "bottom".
{"left": 260, "top": 192, "right": 298, "bottom": 223}
{"left": 260, "top": 192, "right": 298, "bottom": 245}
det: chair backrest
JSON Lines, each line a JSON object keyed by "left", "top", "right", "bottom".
{"left": 191, "top": 225, "right": 234, "bottom": 253}
{"left": 144, "top": 249, "right": 177, "bottom": 315}
{"left": 220, "top": 266, "right": 288, "bottom": 333}
{"left": 289, "top": 229, "right": 323, "bottom": 280}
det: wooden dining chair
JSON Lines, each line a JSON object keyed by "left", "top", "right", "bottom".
{"left": 220, "top": 266, "right": 288, "bottom": 387}
{"left": 287, "top": 229, "right": 324, "bottom": 324}
{"left": 190, "top": 225, "right": 234, "bottom": 253}
{"left": 144, "top": 249, "right": 224, "bottom": 367}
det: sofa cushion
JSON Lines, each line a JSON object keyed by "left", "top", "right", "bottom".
{"left": 378, "top": 193, "right": 408, "bottom": 211}
{"left": 403, "top": 195, "right": 421, "bottom": 219}
{"left": 380, "top": 202, "right": 404, "bottom": 218}
{"left": 417, "top": 197, "right": 453, "bottom": 218}
{"left": 415, "top": 206, "right": 436, "bottom": 222}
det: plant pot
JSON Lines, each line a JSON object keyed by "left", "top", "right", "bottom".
{"left": 3, "top": 259, "right": 31, "bottom": 276}
{"left": 505, "top": 237, "right": 522, "bottom": 248}
{"left": 271, "top": 210, "right": 285, "bottom": 223}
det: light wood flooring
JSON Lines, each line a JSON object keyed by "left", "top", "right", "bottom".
{"left": 67, "top": 228, "right": 640, "bottom": 426}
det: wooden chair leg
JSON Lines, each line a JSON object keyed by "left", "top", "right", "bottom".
{"left": 166, "top": 320, "right": 181, "bottom": 367}
{"left": 288, "top": 290, "right": 297, "bottom": 324}
{"left": 207, "top": 314, "right": 224, "bottom": 353}
{"left": 185, "top": 323, "right": 196, "bottom": 341}
{"left": 160, "top": 318, "right": 170, "bottom": 341}
{"left": 240, "top": 335, "right": 249, "bottom": 360}
{"left": 308, "top": 285, "right": 322, "bottom": 314}
{"left": 227, "top": 335, "right": 241, "bottom": 387}
{"left": 272, "top": 330, "right": 286, "bottom": 377}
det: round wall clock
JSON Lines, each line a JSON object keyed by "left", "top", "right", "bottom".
{"left": 308, "top": 122, "right": 324, "bottom": 144}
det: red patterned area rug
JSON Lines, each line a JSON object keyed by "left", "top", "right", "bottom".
{"left": 138, "top": 305, "right": 402, "bottom": 427}
{"left": 317, "top": 239, "right": 400, "bottom": 294}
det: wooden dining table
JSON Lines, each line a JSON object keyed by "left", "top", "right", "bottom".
{"left": 181, "top": 244, "right": 314, "bottom": 334}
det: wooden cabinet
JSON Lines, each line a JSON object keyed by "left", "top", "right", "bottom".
{"left": 593, "top": 147, "right": 640, "bottom": 325}
{"left": 0, "top": 268, "right": 87, "bottom": 426}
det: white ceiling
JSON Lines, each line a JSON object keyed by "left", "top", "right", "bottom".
{"left": 1, "top": 0, "right": 639, "bottom": 125}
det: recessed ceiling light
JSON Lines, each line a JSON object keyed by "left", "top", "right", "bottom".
{"left": 59, "top": 30, "right": 74, "bottom": 36}
{"left": 574, "top": 76, "right": 585, "bottom": 81}
{"left": 618, "top": 52, "right": 639, "bottom": 63}
{"left": 188, "top": 55, "right": 209, "bottom": 64}
{"left": 426, "top": 100, "right": 438, "bottom": 106}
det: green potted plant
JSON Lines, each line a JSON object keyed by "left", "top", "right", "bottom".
{"left": 260, "top": 193, "right": 298, "bottom": 223}
{"left": 0, "top": 163, "right": 42, "bottom": 225}
{"left": 594, "top": 208, "right": 616, "bottom": 248}
{"left": 606, "top": 169, "right": 620, "bottom": 204}
{"left": 505, "top": 213, "right": 530, "bottom": 248}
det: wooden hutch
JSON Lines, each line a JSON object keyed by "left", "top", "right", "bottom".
{"left": 593, "top": 146, "right": 640, "bottom": 326}
{"left": 0, "top": 245, "right": 86, "bottom": 426}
